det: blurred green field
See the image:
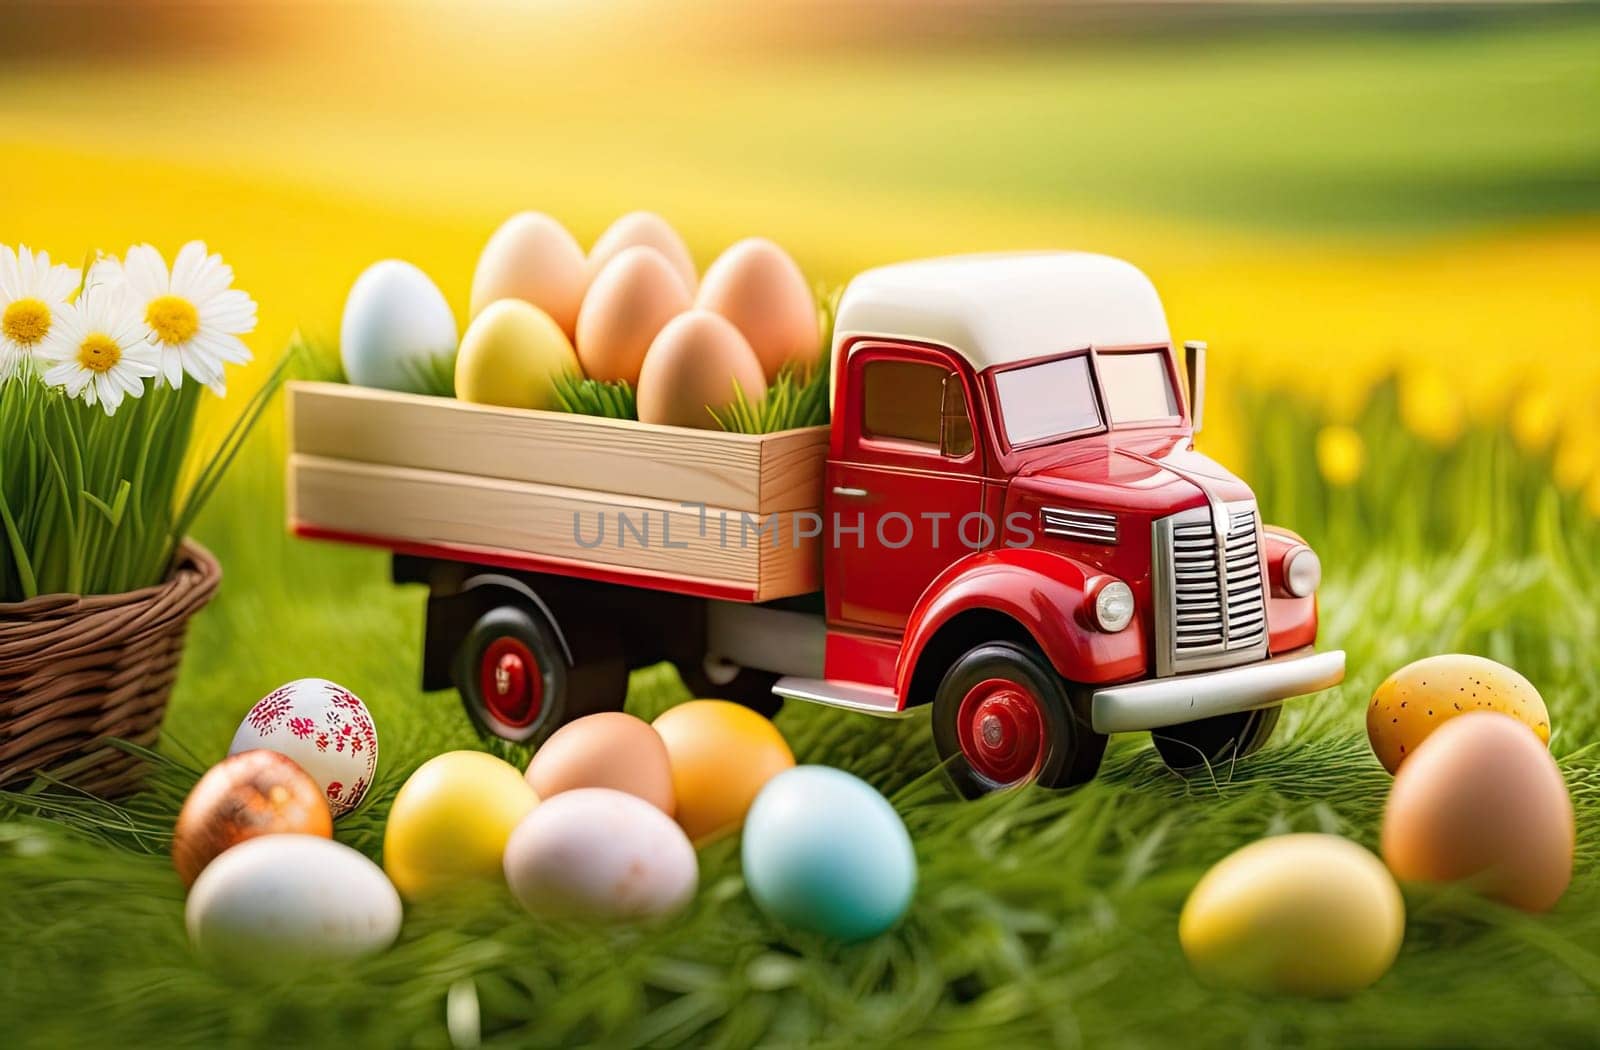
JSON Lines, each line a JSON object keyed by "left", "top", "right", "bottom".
{"left": 2, "top": 8, "right": 1599, "bottom": 1048}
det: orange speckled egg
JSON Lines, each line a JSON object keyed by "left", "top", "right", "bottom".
{"left": 469, "top": 212, "right": 588, "bottom": 337}
{"left": 1382, "top": 712, "right": 1573, "bottom": 912}
{"left": 1367, "top": 654, "right": 1549, "bottom": 773}
{"left": 525, "top": 712, "right": 676, "bottom": 816}
{"left": 652, "top": 700, "right": 794, "bottom": 844}
{"left": 636, "top": 310, "right": 766, "bottom": 430}
{"left": 588, "top": 212, "right": 697, "bottom": 296}
{"left": 576, "top": 247, "right": 693, "bottom": 384}
{"left": 696, "top": 238, "right": 818, "bottom": 381}
{"left": 173, "top": 750, "right": 333, "bottom": 888}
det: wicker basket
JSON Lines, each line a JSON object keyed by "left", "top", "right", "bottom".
{"left": 0, "top": 540, "right": 221, "bottom": 796}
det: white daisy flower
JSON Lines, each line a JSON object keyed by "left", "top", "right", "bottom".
{"left": 112, "top": 240, "right": 256, "bottom": 395}
{"left": 37, "top": 284, "right": 159, "bottom": 416}
{"left": 0, "top": 245, "right": 79, "bottom": 382}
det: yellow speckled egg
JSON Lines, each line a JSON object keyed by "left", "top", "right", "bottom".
{"left": 1367, "top": 654, "right": 1549, "bottom": 773}
{"left": 588, "top": 211, "right": 697, "bottom": 296}
{"left": 383, "top": 751, "right": 538, "bottom": 900}
{"left": 576, "top": 247, "right": 692, "bottom": 384}
{"left": 455, "top": 299, "right": 580, "bottom": 411}
{"left": 651, "top": 700, "right": 794, "bottom": 844}
{"left": 470, "top": 212, "right": 588, "bottom": 336}
{"left": 635, "top": 310, "right": 766, "bottom": 430}
{"left": 1180, "top": 833, "right": 1405, "bottom": 998}
{"left": 696, "top": 238, "right": 818, "bottom": 381}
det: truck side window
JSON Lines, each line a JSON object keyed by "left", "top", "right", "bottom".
{"left": 862, "top": 360, "right": 968, "bottom": 455}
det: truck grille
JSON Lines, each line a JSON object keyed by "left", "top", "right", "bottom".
{"left": 1154, "top": 502, "right": 1268, "bottom": 676}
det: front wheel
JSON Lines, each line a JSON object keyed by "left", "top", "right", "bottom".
{"left": 931, "top": 641, "right": 1106, "bottom": 799}
{"left": 1150, "top": 705, "right": 1282, "bottom": 775}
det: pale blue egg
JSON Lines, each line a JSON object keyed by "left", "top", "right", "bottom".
{"left": 741, "top": 766, "right": 916, "bottom": 941}
{"left": 339, "top": 260, "right": 458, "bottom": 393}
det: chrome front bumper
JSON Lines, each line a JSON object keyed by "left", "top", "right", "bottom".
{"left": 1089, "top": 648, "right": 1346, "bottom": 734}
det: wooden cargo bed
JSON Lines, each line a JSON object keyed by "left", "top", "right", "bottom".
{"left": 287, "top": 382, "right": 829, "bottom": 602}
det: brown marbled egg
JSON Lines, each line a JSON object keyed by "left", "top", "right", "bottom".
{"left": 173, "top": 750, "right": 333, "bottom": 887}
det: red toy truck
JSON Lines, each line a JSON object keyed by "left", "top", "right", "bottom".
{"left": 288, "top": 252, "right": 1344, "bottom": 795}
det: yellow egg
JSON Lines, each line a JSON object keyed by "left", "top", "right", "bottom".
{"left": 696, "top": 238, "right": 818, "bottom": 381}
{"left": 470, "top": 212, "right": 588, "bottom": 336}
{"left": 651, "top": 700, "right": 794, "bottom": 844}
{"left": 575, "top": 246, "right": 692, "bottom": 384}
{"left": 382, "top": 751, "right": 538, "bottom": 900}
{"left": 455, "top": 299, "right": 580, "bottom": 410}
{"left": 635, "top": 310, "right": 766, "bottom": 430}
{"left": 1180, "top": 834, "right": 1405, "bottom": 998}
{"left": 1367, "top": 654, "right": 1549, "bottom": 773}
{"left": 588, "top": 211, "right": 697, "bottom": 296}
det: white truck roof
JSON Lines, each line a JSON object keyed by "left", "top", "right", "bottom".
{"left": 832, "top": 252, "right": 1171, "bottom": 372}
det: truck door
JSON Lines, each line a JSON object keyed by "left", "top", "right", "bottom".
{"left": 826, "top": 343, "right": 985, "bottom": 633}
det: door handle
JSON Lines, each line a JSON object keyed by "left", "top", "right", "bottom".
{"left": 832, "top": 486, "right": 870, "bottom": 498}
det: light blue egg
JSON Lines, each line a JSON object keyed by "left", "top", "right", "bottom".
{"left": 741, "top": 766, "right": 916, "bottom": 942}
{"left": 339, "top": 259, "right": 459, "bottom": 393}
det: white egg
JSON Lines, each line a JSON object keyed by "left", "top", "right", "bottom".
{"left": 186, "top": 835, "right": 402, "bottom": 971}
{"left": 339, "top": 259, "right": 458, "bottom": 393}
{"left": 503, "top": 788, "right": 698, "bottom": 921}
{"left": 229, "top": 678, "right": 378, "bottom": 818}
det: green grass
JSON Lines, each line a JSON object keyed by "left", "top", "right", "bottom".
{"left": 1, "top": 370, "right": 1597, "bottom": 1047}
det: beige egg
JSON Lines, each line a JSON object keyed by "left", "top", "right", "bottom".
{"left": 588, "top": 211, "right": 698, "bottom": 296}
{"left": 636, "top": 310, "right": 766, "bottom": 430}
{"left": 469, "top": 212, "right": 588, "bottom": 337}
{"left": 1367, "top": 654, "right": 1549, "bottom": 773}
{"left": 1382, "top": 711, "right": 1573, "bottom": 912}
{"left": 696, "top": 238, "right": 818, "bottom": 380}
{"left": 524, "top": 711, "right": 676, "bottom": 816}
{"left": 455, "top": 299, "right": 579, "bottom": 410}
{"left": 576, "top": 247, "right": 693, "bottom": 384}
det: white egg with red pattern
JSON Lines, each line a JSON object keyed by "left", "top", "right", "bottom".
{"left": 229, "top": 678, "right": 378, "bottom": 818}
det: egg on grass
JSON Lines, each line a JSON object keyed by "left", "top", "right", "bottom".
{"left": 741, "top": 766, "right": 916, "bottom": 942}
{"left": 503, "top": 788, "right": 698, "bottom": 922}
{"left": 455, "top": 299, "right": 580, "bottom": 411}
{"left": 228, "top": 678, "right": 378, "bottom": 818}
{"left": 1382, "top": 711, "right": 1573, "bottom": 912}
{"left": 576, "top": 246, "right": 692, "bottom": 384}
{"left": 697, "top": 238, "right": 819, "bottom": 381}
{"left": 172, "top": 750, "right": 332, "bottom": 888}
{"left": 383, "top": 750, "right": 539, "bottom": 900}
{"left": 469, "top": 211, "right": 588, "bottom": 337}
{"left": 524, "top": 711, "right": 675, "bottom": 815}
{"left": 1179, "top": 833, "right": 1405, "bottom": 998}
{"left": 1367, "top": 653, "right": 1549, "bottom": 773}
{"left": 635, "top": 310, "right": 766, "bottom": 430}
{"left": 186, "top": 835, "right": 402, "bottom": 973}
{"left": 339, "top": 260, "right": 458, "bottom": 394}
{"left": 651, "top": 699, "right": 793, "bottom": 844}
{"left": 588, "top": 211, "right": 698, "bottom": 296}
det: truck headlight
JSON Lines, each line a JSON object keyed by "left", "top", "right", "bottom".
{"left": 1284, "top": 546, "right": 1322, "bottom": 598}
{"left": 1092, "top": 580, "right": 1135, "bottom": 632}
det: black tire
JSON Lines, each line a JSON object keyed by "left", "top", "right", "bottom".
{"left": 452, "top": 604, "right": 577, "bottom": 745}
{"left": 1151, "top": 705, "right": 1282, "bottom": 775}
{"left": 931, "top": 641, "right": 1107, "bottom": 799}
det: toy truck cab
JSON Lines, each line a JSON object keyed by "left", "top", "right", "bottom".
{"left": 763, "top": 253, "right": 1344, "bottom": 794}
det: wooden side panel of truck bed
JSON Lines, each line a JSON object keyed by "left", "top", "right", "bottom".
{"left": 286, "top": 382, "right": 828, "bottom": 602}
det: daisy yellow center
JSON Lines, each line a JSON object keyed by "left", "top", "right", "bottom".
{"left": 2, "top": 298, "right": 51, "bottom": 346}
{"left": 77, "top": 333, "right": 122, "bottom": 374}
{"left": 146, "top": 295, "right": 200, "bottom": 345}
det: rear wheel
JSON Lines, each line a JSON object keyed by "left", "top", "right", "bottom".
{"left": 1151, "top": 705, "right": 1282, "bottom": 775}
{"left": 931, "top": 641, "right": 1106, "bottom": 799}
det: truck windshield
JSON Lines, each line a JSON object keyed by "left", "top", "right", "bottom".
{"left": 993, "top": 349, "right": 1180, "bottom": 447}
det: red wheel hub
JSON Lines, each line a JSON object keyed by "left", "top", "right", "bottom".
{"left": 955, "top": 677, "right": 1045, "bottom": 786}
{"left": 479, "top": 636, "right": 543, "bottom": 728}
